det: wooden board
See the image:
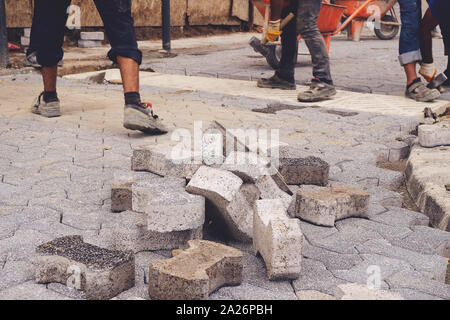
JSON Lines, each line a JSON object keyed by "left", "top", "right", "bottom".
{"left": 187, "top": 0, "right": 240, "bottom": 25}
{"left": 232, "top": 0, "right": 249, "bottom": 22}
{"left": 5, "top": 0, "right": 33, "bottom": 28}
{"left": 5, "top": 0, "right": 245, "bottom": 28}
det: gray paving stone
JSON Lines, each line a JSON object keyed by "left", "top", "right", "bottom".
{"left": 253, "top": 200, "right": 302, "bottom": 280}
{"left": 131, "top": 144, "right": 201, "bottom": 180}
{"left": 111, "top": 170, "right": 166, "bottom": 212}
{"left": 0, "top": 259, "right": 35, "bottom": 291}
{"left": 390, "top": 225, "right": 450, "bottom": 258}
{"left": 386, "top": 270, "right": 450, "bottom": 300}
{"left": 391, "top": 288, "right": 443, "bottom": 300}
{"left": 294, "top": 184, "right": 370, "bottom": 227}
{"left": 0, "top": 229, "right": 53, "bottom": 262}
{"left": 35, "top": 235, "right": 135, "bottom": 300}
{"left": 335, "top": 218, "right": 412, "bottom": 242}
{"left": 369, "top": 206, "right": 429, "bottom": 227}
{"left": 47, "top": 283, "right": 86, "bottom": 300}
{"left": 210, "top": 282, "right": 296, "bottom": 300}
{"left": 148, "top": 240, "right": 243, "bottom": 300}
{"left": 356, "top": 239, "right": 448, "bottom": 282}
{"left": 301, "top": 239, "right": 362, "bottom": 271}
{"left": 331, "top": 161, "right": 403, "bottom": 189}
{"left": 0, "top": 281, "right": 71, "bottom": 300}
{"left": 292, "top": 258, "right": 345, "bottom": 296}
{"left": 330, "top": 254, "right": 414, "bottom": 290}
{"left": 131, "top": 178, "right": 186, "bottom": 214}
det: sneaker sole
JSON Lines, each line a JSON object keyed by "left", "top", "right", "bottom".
{"left": 123, "top": 107, "right": 168, "bottom": 134}
{"left": 408, "top": 89, "right": 441, "bottom": 102}
{"left": 298, "top": 90, "right": 337, "bottom": 102}
{"left": 257, "top": 82, "right": 296, "bottom": 90}
{"left": 39, "top": 101, "right": 61, "bottom": 118}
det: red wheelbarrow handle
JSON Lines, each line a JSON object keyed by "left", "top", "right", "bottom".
{"left": 333, "top": 0, "right": 376, "bottom": 35}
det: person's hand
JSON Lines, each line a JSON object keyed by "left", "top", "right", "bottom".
{"left": 265, "top": 19, "right": 282, "bottom": 42}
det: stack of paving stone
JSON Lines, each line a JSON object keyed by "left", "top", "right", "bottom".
{"left": 102, "top": 120, "right": 376, "bottom": 299}
{"left": 30, "top": 120, "right": 450, "bottom": 300}
{"left": 21, "top": 28, "right": 31, "bottom": 49}
{"left": 78, "top": 31, "right": 104, "bottom": 48}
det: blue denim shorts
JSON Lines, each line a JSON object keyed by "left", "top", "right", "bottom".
{"left": 397, "top": 0, "right": 422, "bottom": 65}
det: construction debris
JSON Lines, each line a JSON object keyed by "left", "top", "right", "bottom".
{"left": 148, "top": 240, "right": 243, "bottom": 300}
{"left": 253, "top": 199, "right": 302, "bottom": 280}
{"left": 131, "top": 144, "right": 201, "bottom": 180}
{"left": 35, "top": 236, "right": 135, "bottom": 300}
{"left": 294, "top": 184, "right": 370, "bottom": 227}
{"left": 418, "top": 120, "right": 450, "bottom": 148}
{"left": 186, "top": 166, "right": 255, "bottom": 242}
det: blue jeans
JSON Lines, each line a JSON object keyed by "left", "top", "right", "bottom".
{"left": 398, "top": 0, "right": 422, "bottom": 65}
{"left": 29, "top": 0, "right": 142, "bottom": 67}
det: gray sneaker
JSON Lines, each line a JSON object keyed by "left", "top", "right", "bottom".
{"left": 406, "top": 80, "right": 440, "bottom": 102}
{"left": 31, "top": 93, "right": 61, "bottom": 118}
{"left": 257, "top": 74, "right": 296, "bottom": 90}
{"left": 123, "top": 102, "right": 168, "bottom": 134}
{"left": 297, "top": 80, "right": 336, "bottom": 102}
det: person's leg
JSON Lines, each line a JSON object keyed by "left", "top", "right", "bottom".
{"left": 257, "top": 0, "right": 297, "bottom": 89}
{"left": 296, "top": 0, "right": 335, "bottom": 102}
{"left": 30, "top": 0, "right": 71, "bottom": 117}
{"left": 419, "top": 8, "right": 439, "bottom": 81}
{"left": 440, "top": 20, "right": 450, "bottom": 85}
{"left": 94, "top": 0, "right": 166, "bottom": 134}
{"left": 398, "top": 0, "right": 440, "bottom": 101}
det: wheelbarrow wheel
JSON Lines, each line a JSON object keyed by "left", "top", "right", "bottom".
{"left": 374, "top": 14, "right": 400, "bottom": 40}
{"left": 265, "top": 40, "right": 299, "bottom": 70}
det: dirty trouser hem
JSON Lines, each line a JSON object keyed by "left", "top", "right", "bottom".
{"left": 399, "top": 50, "right": 422, "bottom": 66}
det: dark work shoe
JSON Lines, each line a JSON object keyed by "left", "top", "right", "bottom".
{"left": 297, "top": 79, "right": 336, "bottom": 102}
{"left": 31, "top": 92, "right": 61, "bottom": 118}
{"left": 123, "top": 102, "right": 168, "bottom": 134}
{"left": 257, "top": 74, "right": 296, "bottom": 90}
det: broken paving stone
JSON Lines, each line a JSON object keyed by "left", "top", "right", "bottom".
{"left": 111, "top": 170, "right": 162, "bottom": 212}
{"left": 255, "top": 175, "right": 293, "bottom": 211}
{"left": 131, "top": 144, "right": 201, "bottom": 180}
{"left": 294, "top": 184, "right": 370, "bottom": 227}
{"left": 148, "top": 240, "right": 243, "bottom": 300}
{"left": 220, "top": 151, "right": 291, "bottom": 194}
{"left": 35, "top": 235, "right": 135, "bottom": 300}
{"left": 418, "top": 121, "right": 450, "bottom": 148}
{"left": 107, "top": 208, "right": 203, "bottom": 252}
{"left": 336, "top": 283, "right": 404, "bottom": 300}
{"left": 253, "top": 199, "right": 302, "bottom": 280}
{"left": 186, "top": 166, "right": 256, "bottom": 242}
{"left": 131, "top": 178, "right": 186, "bottom": 213}
{"left": 279, "top": 156, "right": 329, "bottom": 186}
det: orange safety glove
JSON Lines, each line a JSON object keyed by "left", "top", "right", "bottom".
{"left": 265, "top": 19, "right": 282, "bottom": 42}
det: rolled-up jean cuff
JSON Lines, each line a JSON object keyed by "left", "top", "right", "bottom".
{"left": 107, "top": 48, "right": 142, "bottom": 65}
{"left": 398, "top": 50, "right": 422, "bottom": 66}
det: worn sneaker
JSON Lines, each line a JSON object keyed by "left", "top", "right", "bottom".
{"left": 123, "top": 102, "right": 168, "bottom": 134}
{"left": 257, "top": 74, "right": 296, "bottom": 90}
{"left": 31, "top": 92, "right": 61, "bottom": 118}
{"left": 405, "top": 79, "right": 440, "bottom": 102}
{"left": 24, "top": 52, "right": 63, "bottom": 68}
{"left": 297, "top": 79, "right": 336, "bottom": 102}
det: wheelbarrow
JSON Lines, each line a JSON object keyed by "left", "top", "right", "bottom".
{"left": 334, "top": 0, "right": 400, "bottom": 41}
{"left": 250, "top": 0, "right": 400, "bottom": 69}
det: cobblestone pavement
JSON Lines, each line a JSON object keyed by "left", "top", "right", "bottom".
{"left": 0, "top": 73, "right": 449, "bottom": 300}
{"left": 141, "top": 32, "right": 450, "bottom": 100}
